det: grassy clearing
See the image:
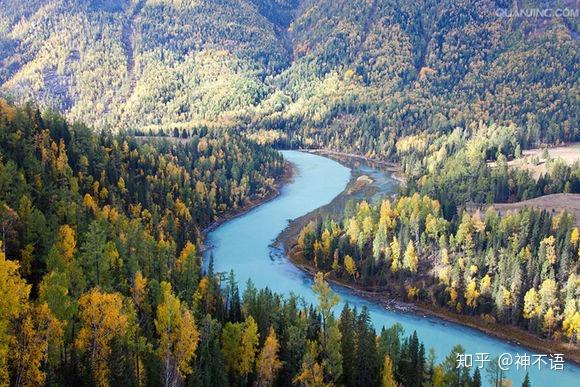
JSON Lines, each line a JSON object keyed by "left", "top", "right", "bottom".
{"left": 489, "top": 142, "right": 580, "bottom": 179}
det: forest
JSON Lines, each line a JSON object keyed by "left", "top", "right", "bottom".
{"left": 0, "top": 1, "right": 578, "bottom": 386}
{"left": 0, "top": 0, "right": 578, "bottom": 153}
{"left": 395, "top": 122, "right": 580, "bottom": 216}
{"left": 296, "top": 194, "right": 580, "bottom": 346}
{"left": 0, "top": 99, "right": 524, "bottom": 386}
{"left": 292, "top": 115, "right": 580, "bottom": 347}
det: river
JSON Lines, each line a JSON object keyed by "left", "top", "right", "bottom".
{"left": 205, "top": 150, "right": 580, "bottom": 386}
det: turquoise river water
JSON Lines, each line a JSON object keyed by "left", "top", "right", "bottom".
{"left": 205, "top": 150, "right": 580, "bottom": 386}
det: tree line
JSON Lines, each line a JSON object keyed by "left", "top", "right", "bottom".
{"left": 296, "top": 194, "right": 580, "bottom": 346}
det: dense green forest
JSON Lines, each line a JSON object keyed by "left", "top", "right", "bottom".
{"left": 0, "top": 100, "right": 514, "bottom": 387}
{"left": 296, "top": 194, "right": 580, "bottom": 345}
{"left": 1, "top": 0, "right": 578, "bottom": 152}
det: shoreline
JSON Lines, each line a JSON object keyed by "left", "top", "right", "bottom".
{"left": 274, "top": 151, "right": 580, "bottom": 365}
{"left": 200, "top": 160, "right": 296, "bottom": 244}
{"left": 283, "top": 227, "right": 580, "bottom": 365}
{"left": 302, "top": 148, "right": 407, "bottom": 184}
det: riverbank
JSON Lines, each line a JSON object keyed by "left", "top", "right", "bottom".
{"left": 273, "top": 152, "right": 397, "bottom": 249}
{"left": 283, "top": 234, "right": 580, "bottom": 364}
{"left": 303, "top": 148, "right": 406, "bottom": 184}
{"left": 201, "top": 160, "right": 295, "bottom": 241}
{"left": 275, "top": 153, "right": 580, "bottom": 365}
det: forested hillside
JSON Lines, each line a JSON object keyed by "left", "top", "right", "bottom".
{"left": 0, "top": 99, "right": 499, "bottom": 387}
{"left": 0, "top": 98, "right": 283, "bottom": 287}
{"left": 1, "top": 0, "right": 578, "bottom": 151}
{"left": 295, "top": 195, "right": 580, "bottom": 346}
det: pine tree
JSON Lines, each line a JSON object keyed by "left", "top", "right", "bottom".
{"left": 355, "top": 307, "right": 380, "bottom": 386}
{"left": 521, "top": 372, "right": 530, "bottom": 387}
{"left": 339, "top": 304, "right": 356, "bottom": 386}
{"left": 472, "top": 367, "right": 481, "bottom": 387}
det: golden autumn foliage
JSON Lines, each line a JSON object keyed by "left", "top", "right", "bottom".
{"left": 541, "top": 236, "right": 557, "bottom": 265}
{"left": 523, "top": 288, "right": 540, "bottom": 320}
{"left": 390, "top": 238, "right": 400, "bottom": 273}
{"left": 11, "top": 303, "right": 63, "bottom": 387}
{"left": 293, "top": 341, "right": 327, "bottom": 387}
{"left": 403, "top": 241, "right": 418, "bottom": 273}
{"left": 465, "top": 280, "right": 480, "bottom": 309}
{"left": 256, "top": 327, "right": 283, "bottom": 386}
{"left": 222, "top": 316, "right": 259, "bottom": 380}
{"left": 296, "top": 188, "right": 579, "bottom": 345}
{"left": 312, "top": 272, "right": 340, "bottom": 327}
{"left": 57, "top": 225, "right": 76, "bottom": 262}
{"left": 406, "top": 286, "right": 419, "bottom": 301}
{"left": 0, "top": 250, "right": 31, "bottom": 385}
{"left": 538, "top": 279, "right": 557, "bottom": 312}
{"left": 571, "top": 227, "right": 579, "bottom": 245}
{"left": 447, "top": 287, "right": 458, "bottom": 308}
{"left": 75, "top": 289, "right": 129, "bottom": 387}
{"left": 381, "top": 355, "right": 398, "bottom": 387}
{"left": 155, "top": 282, "right": 200, "bottom": 386}
{"left": 562, "top": 308, "right": 580, "bottom": 342}
{"left": 344, "top": 255, "right": 358, "bottom": 280}
{"left": 480, "top": 274, "right": 492, "bottom": 295}
{"left": 83, "top": 193, "right": 98, "bottom": 214}
{"left": 132, "top": 271, "right": 148, "bottom": 310}
{"left": 176, "top": 242, "right": 197, "bottom": 273}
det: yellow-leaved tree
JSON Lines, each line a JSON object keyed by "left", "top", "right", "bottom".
{"left": 465, "top": 280, "right": 480, "bottom": 309}
{"left": 390, "top": 238, "right": 400, "bottom": 272}
{"left": 11, "top": 303, "right": 63, "bottom": 387}
{"left": 543, "top": 307, "right": 557, "bottom": 338}
{"left": 403, "top": 241, "right": 418, "bottom": 273}
{"left": 256, "top": 327, "right": 283, "bottom": 387}
{"left": 239, "top": 316, "right": 259, "bottom": 379}
{"left": 221, "top": 316, "right": 259, "bottom": 382}
{"left": 344, "top": 255, "right": 358, "bottom": 280}
{"left": 381, "top": 355, "right": 398, "bottom": 387}
{"left": 57, "top": 225, "right": 76, "bottom": 262}
{"left": 155, "top": 282, "right": 199, "bottom": 387}
{"left": 523, "top": 288, "right": 540, "bottom": 320}
{"left": 75, "top": 289, "right": 129, "bottom": 387}
{"left": 0, "top": 249, "right": 31, "bottom": 385}
{"left": 293, "top": 341, "right": 327, "bottom": 386}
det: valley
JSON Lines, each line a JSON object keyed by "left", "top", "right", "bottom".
{"left": 0, "top": 1, "right": 578, "bottom": 386}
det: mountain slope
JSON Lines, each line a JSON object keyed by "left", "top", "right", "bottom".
{"left": 0, "top": 0, "right": 291, "bottom": 130}
{"left": 0, "top": 0, "right": 578, "bottom": 150}
{"left": 272, "top": 0, "right": 579, "bottom": 154}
